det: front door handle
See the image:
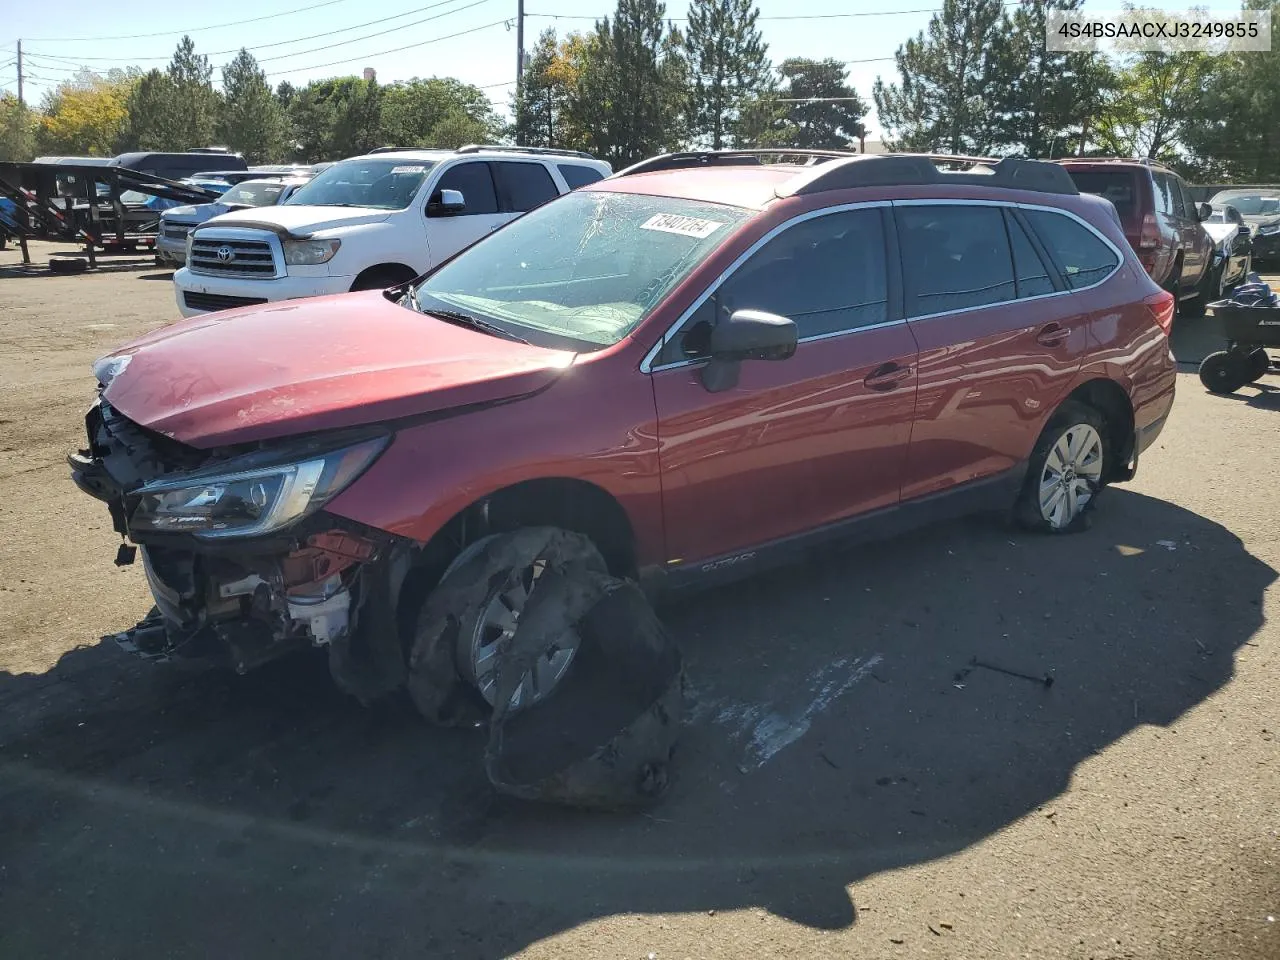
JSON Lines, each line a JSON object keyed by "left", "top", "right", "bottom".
{"left": 864, "top": 362, "right": 912, "bottom": 391}
{"left": 1035, "top": 322, "right": 1070, "bottom": 347}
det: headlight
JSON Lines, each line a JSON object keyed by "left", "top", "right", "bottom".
{"left": 1258, "top": 224, "right": 1280, "bottom": 236}
{"left": 283, "top": 238, "right": 341, "bottom": 265}
{"left": 129, "top": 435, "right": 386, "bottom": 539}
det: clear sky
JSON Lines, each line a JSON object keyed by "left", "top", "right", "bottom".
{"left": 0, "top": 0, "right": 1249, "bottom": 138}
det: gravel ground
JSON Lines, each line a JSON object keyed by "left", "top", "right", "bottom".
{"left": 0, "top": 241, "right": 1277, "bottom": 960}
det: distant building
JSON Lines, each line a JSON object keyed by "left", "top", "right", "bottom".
{"left": 363, "top": 67, "right": 377, "bottom": 82}
{"left": 860, "top": 139, "right": 887, "bottom": 155}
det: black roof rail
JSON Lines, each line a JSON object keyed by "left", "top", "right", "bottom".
{"left": 614, "top": 149, "right": 861, "bottom": 177}
{"left": 455, "top": 143, "right": 597, "bottom": 160}
{"left": 781, "top": 153, "right": 1079, "bottom": 196}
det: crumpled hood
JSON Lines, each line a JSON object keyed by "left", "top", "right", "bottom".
{"left": 200, "top": 204, "right": 392, "bottom": 236}
{"left": 99, "top": 292, "right": 575, "bottom": 448}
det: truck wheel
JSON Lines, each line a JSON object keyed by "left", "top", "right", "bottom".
{"left": 1014, "top": 401, "right": 1107, "bottom": 533}
{"left": 1199, "top": 350, "right": 1251, "bottom": 393}
{"left": 48, "top": 257, "right": 88, "bottom": 274}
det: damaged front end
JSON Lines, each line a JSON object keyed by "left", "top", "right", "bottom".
{"left": 69, "top": 397, "right": 409, "bottom": 696}
{"left": 71, "top": 401, "right": 685, "bottom": 810}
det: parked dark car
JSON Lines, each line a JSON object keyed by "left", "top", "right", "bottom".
{"left": 1058, "top": 159, "right": 1214, "bottom": 317}
{"left": 71, "top": 151, "right": 1176, "bottom": 718}
{"left": 1203, "top": 203, "right": 1253, "bottom": 295}
{"left": 1207, "top": 190, "right": 1280, "bottom": 265}
{"left": 114, "top": 151, "right": 248, "bottom": 182}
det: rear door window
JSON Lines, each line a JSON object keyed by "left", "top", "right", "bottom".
{"left": 557, "top": 163, "right": 606, "bottom": 189}
{"left": 1024, "top": 209, "right": 1120, "bottom": 290}
{"left": 434, "top": 161, "right": 499, "bottom": 215}
{"left": 897, "top": 205, "right": 1016, "bottom": 316}
{"left": 1006, "top": 213, "right": 1056, "bottom": 297}
{"left": 492, "top": 161, "right": 559, "bottom": 213}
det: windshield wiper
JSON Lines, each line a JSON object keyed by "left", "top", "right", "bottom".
{"left": 426, "top": 308, "right": 529, "bottom": 344}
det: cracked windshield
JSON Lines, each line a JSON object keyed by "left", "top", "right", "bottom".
{"left": 412, "top": 191, "right": 752, "bottom": 348}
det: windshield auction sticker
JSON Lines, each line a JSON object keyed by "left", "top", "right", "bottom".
{"left": 640, "top": 214, "right": 725, "bottom": 239}
{"left": 390, "top": 165, "right": 427, "bottom": 174}
{"left": 1047, "top": 8, "right": 1271, "bottom": 52}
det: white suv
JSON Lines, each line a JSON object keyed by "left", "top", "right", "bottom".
{"left": 172, "top": 146, "right": 611, "bottom": 316}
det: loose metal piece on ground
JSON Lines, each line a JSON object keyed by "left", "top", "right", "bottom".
{"left": 954, "top": 656, "right": 1054, "bottom": 689}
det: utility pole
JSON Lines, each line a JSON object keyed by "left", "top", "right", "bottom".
{"left": 16, "top": 40, "right": 23, "bottom": 106}
{"left": 514, "top": 0, "right": 524, "bottom": 145}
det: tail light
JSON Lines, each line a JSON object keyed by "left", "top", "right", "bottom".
{"left": 1138, "top": 212, "right": 1160, "bottom": 249}
{"left": 1144, "top": 290, "right": 1176, "bottom": 336}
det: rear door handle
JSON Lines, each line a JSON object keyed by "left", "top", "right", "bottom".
{"left": 864, "top": 362, "right": 913, "bottom": 391}
{"left": 1035, "top": 322, "right": 1070, "bottom": 347}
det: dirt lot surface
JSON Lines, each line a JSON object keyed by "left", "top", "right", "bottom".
{"left": 0, "top": 241, "right": 1277, "bottom": 959}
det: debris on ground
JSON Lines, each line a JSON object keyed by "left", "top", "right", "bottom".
{"left": 954, "top": 656, "right": 1053, "bottom": 688}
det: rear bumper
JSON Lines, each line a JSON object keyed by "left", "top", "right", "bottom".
{"left": 173, "top": 267, "right": 354, "bottom": 316}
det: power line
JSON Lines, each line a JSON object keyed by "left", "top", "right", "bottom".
{"left": 25, "top": 0, "right": 494, "bottom": 63}
{"left": 525, "top": 4, "right": 1009, "bottom": 21}
{"left": 19, "top": 0, "right": 365, "bottom": 43}
{"left": 263, "top": 18, "right": 510, "bottom": 77}
{"left": 256, "top": 0, "right": 498, "bottom": 64}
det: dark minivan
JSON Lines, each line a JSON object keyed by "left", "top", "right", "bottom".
{"left": 1058, "top": 159, "right": 1214, "bottom": 316}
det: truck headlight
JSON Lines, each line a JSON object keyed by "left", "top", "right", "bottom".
{"left": 283, "top": 238, "right": 341, "bottom": 265}
{"left": 129, "top": 435, "right": 386, "bottom": 539}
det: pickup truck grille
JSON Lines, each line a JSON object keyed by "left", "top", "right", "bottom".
{"left": 189, "top": 236, "right": 277, "bottom": 279}
{"left": 162, "top": 222, "right": 195, "bottom": 240}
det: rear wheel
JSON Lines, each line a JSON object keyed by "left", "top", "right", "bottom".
{"left": 1015, "top": 402, "right": 1107, "bottom": 533}
{"left": 1249, "top": 348, "right": 1272, "bottom": 382}
{"left": 1199, "top": 350, "right": 1252, "bottom": 393}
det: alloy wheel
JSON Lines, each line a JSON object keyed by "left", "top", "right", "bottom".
{"left": 1038, "top": 423, "right": 1104, "bottom": 529}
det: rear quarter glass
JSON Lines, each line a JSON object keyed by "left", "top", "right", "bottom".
{"left": 1062, "top": 168, "right": 1143, "bottom": 230}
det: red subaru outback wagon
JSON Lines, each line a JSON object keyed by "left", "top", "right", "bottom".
{"left": 71, "top": 151, "right": 1177, "bottom": 715}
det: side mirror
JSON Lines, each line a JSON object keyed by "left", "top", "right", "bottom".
{"left": 427, "top": 188, "right": 466, "bottom": 217}
{"left": 700, "top": 309, "right": 798, "bottom": 393}
{"left": 1197, "top": 202, "right": 1213, "bottom": 222}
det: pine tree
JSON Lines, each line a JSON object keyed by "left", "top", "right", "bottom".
{"left": 573, "top": 0, "right": 684, "bottom": 167}
{"left": 119, "top": 69, "right": 182, "bottom": 151}
{"left": 219, "top": 50, "right": 286, "bottom": 163}
{"left": 872, "top": 0, "right": 1005, "bottom": 154}
{"left": 166, "top": 36, "right": 221, "bottom": 149}
{"left": 684, "top": 0, "right": 770, "bottom": 149}
{"left": 775, "top": 58, "right": 867, "bottom": 150}
{"left": 513, "top": 29, "right": 564, "bottom": 147}
{"left": 984, "top": 0, "right": 1115, "bottom": 157}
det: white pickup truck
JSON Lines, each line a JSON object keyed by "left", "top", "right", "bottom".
{"left": 172, "top": 146, "right": 611, "bottom": 316}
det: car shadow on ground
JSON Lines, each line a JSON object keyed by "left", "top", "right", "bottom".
{"left": 0, "top": 489, "right": 1271, "bottom": 957}
{"left": 0, "top": 258, "right": 163, "bottom": 280}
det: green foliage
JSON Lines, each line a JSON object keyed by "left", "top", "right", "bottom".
{"left": 381, "top": 77, "right": 500, "bottom": 149}
{"left": 120, "top": 69, "right": 180, "bottom": 151}
{"left": 571, "top": 0, "right": 686, "bottom": 167}
{"left": 984, "top": 0, "right": 1116, "bottom": 158}
{"left": 774, "top": 58, "right": 866, "bottom": 150}
{"left": 513, "top": 29, "right": 571, "bottom": 148}
{"left": 1091, "top": 50, "right": 1210, "bottom": 162}
{"left": 286, "top": 77, "right": 382, "bottom": 160}
{"left": 873, "top": 0, "right": 1007, "bottom": 153}
{"left": 166, "top": 36, "right": 221, "bottom": 149}
{"left": 219, "top": 50, "right": 286, "bottom": 163}
{"left": 685, "top": 0, "right": 771, "bottom": 149}
{"left": 0, "top": 94, "right": 37, "bottom": 162}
